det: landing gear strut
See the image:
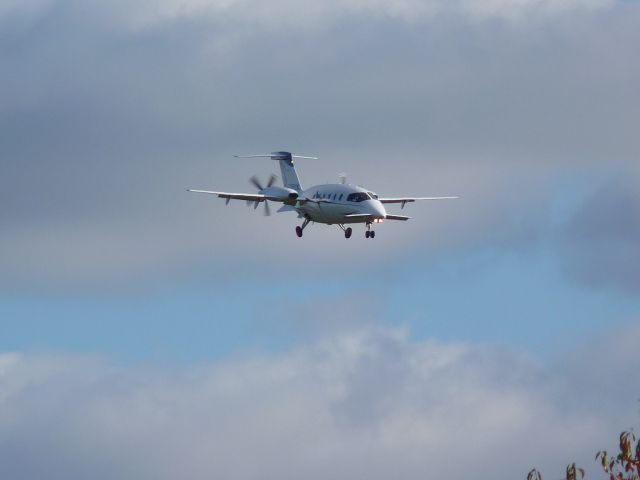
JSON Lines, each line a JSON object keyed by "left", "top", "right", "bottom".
{"left": 296, "top": 218, "right": 310, "bottom": 238}
{"left": 365, "top": 223, "right": 376, "bottom": 239}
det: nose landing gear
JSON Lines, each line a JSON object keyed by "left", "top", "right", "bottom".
{"left": 365, "top": 223, "right": 376, "bottom": 239}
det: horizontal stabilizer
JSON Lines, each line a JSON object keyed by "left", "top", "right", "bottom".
{"left": 234, "top": 152, "right": 318, "bottom": 160}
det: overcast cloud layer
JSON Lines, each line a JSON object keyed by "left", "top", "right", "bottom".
{"left": 1, "top": 323, "right": 638, "bottom": 480}
{"left": 0, "top": 0, "right": 616, "bottom": 29}
{"left": 1, "top": 3, "right": 639, "bottom": 478}
{"left": 1, "top": 0, "right": 639, "bottom": 289}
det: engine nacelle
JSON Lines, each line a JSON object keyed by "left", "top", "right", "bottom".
{"left": 261, "top": 186, "right": 299, "bottom": 202}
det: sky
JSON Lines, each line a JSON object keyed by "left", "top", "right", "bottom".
{"left": 1, "top": 0, "right": 640, "bottom": 478}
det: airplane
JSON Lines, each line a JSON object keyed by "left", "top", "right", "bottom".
{"left": 188, "top": 151, "right": 458, "bottom": 239}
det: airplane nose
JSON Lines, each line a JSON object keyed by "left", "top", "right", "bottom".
{"left": 371, "top": 200, "right": 386, "bottom": 219}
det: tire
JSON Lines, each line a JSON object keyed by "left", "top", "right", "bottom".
{"left": 365, "top": 231, "right": 370, "bottom": 238}
{"left": 370, "top": 230, "right": 376, "bottom": 238}
{"left": 345, "top": 227, "right": 352, "bottom": 239}
{"left": 296, "top": 226, "right": 303, "bottom": 237}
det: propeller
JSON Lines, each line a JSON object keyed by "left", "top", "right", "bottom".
{"left": 249, "top": 174, "right": 277, "bottom": 191}
{"left": 249, "top": 174, "right": 278, "bottom": 216}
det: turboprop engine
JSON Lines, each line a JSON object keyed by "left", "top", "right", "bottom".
{"left": 261, "top": 185, "right": 299, "bottom": 203}
{"left": 249, "top": 174, "right": 299, "bottom": 215}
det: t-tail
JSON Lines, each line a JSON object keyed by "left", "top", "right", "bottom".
{"left": 234, "top": 151, "right": 316, "bottom": 192}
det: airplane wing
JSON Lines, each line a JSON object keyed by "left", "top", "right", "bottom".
{"left": 385, "top": 214, "right": 410, "bottom": 221}
{"left": 345, "top": 213, "right": 410, "bottom": 221}
{"left": 188, "top": 189, "right": 266, "bottom": 202}
{"left": 378, "top": 196, "right": 459, "bottom": 204}
{"left": 295, "top": 197, "right": 332, "bottom": 205}
{"left": 344, "top": 213, "right": 372, "bottom": 219}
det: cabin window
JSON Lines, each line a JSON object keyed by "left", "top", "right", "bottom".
{"left": 346, "top": 192, "right": 370, "bottom": 202}
{"left": 368, "top": 192, "right": 378, "bottom": 199}
{"left": 339, "top": 194, "right": 343, "bottom": 200}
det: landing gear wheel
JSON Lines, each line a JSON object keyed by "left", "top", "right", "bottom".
{"left": 296, "top": 226, "right": 303, "bottom": 238}
{"left": 370, "top": 230, "right": 376, "bottom": 238}
{"left": 345, "top": 227, "right": 352, "bottom": 239}
{"left": 365, "top": 231, "right": 370, "bottom": 238}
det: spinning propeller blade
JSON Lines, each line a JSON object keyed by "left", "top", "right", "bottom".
{"left": 249, "top": 174, "right": 277, "bottom": 216}
{"left": 250, "top": 176, "right": 263, "bottom": 190}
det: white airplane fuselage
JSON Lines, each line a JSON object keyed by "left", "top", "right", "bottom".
{"left": 295, "top": 184, "right": 386, "bottom": 225}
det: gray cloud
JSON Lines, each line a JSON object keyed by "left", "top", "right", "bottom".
{"left": 1, "top": 0, "right": 639, "bottom": 285}
{"left": 0, "top": 0, "right": 614, "bottom": 31}
{"left": 0, "top": 324, "right": 638, "bottom": 480}
{"left": 558, "top": 178, "right": 640, "bottom": 294}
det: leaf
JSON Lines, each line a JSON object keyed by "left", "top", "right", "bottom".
{"left": 597, "top": 451, "right": 610, "bottom": 472}
{"left": 527, "top": 468, "right": 542, "bottom": 480}
{"left": 621, "top": 432, "right": 635, "bottom": 460}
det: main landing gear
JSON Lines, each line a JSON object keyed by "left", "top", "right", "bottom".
{"left": 338, "top": 224, "right": 352, "bottom": 239}
{"left": 296, "top": 221, "right": 373, "bottom": 239}
{"left": 365, "top": 223, "right": 376, "bottom": 239}
{"left": 295, "top": 218, "right": 310, "bottom": 237}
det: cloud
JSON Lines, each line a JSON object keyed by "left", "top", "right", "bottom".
{"left": 2, "top": 0, "right": 612, "bottom": 31}
{"left": 94, "top": 0, "right": 616, "bottom": 30}
{"left": 0, "top": 0, "right": 54, "bottom": 20}
{"left": 558, "top": 178, "right": 640, "bottom": 294}
{"left": 1, "top": 0, "right": 638, "bottom": 286}
{"left": 0, "top": 325, "right": 638, "bottom": 480}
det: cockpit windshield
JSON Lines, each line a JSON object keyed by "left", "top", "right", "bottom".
{"left": 346, "top": 192, "right": 371, "bottom": 202}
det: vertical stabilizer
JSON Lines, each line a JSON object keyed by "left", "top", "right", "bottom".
{"left": 270, "top": 151, "right": 303, "bottom": 192}
{"left": 235, "top": 151, "right": 316, "bottom": 193}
